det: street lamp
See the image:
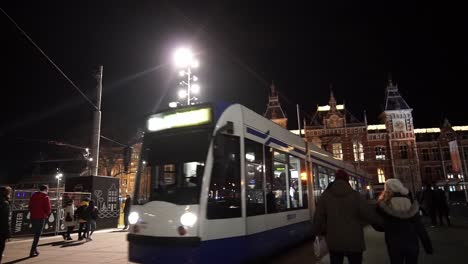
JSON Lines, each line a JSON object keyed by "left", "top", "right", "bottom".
{"left": 173, "top": 47, "right": 200, "bottom": 106}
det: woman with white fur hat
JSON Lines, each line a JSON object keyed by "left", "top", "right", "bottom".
{"left": 376, "top": 178, "right": 433, "bottom": 264}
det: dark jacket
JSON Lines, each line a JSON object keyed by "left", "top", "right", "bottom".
{"left": 75, "top": 205, "right": 90, "bottom": 222}
{"left": 419, "top": 189, "right": 436, "bottom": 211}
{"left": 28, "top": 191, "right": 51, "bottom": 219}
{"left": 123, "top": 197, "right": 131, "bottom": 214}
{"left": 312, "top": 180, "right": 382, "bottom": 252}
{"left": 0, "top": 196, "right": 11, "bottom": 238}
{"left": 376, "top": 196, "right": 433, "bottom": 254}
{"left": 435, "top": 189, "right": 449, "bottom": 211}
{"left": 87, "top": 206, "right": 99, "bottom": 221}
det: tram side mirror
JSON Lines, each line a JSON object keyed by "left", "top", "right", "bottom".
{"left": 213, "top": 121, "right": 234, "bottom": 158}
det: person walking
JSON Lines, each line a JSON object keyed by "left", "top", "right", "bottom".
{"left": 123, "top": 195, "right": 132, "bottom": 230}
{"left": 376, "top": 179, "right": 433, "bottom": 264}
{"left": 420, "top": 184, "right": 437, "bottom": 226}
{"left": 435, "top": 188, "right": 451, "bottom": 226}
{"left": 63, "top": 200, "right": 76, "bottom": 240}
{"left": 86, "top": 200, "right": 99, "bottom": 240}
{"left": 75, "top": 199, "right": 90, "bottom": 241}
{"left": 28, "top": 185, "right": 51, "bottom": 257}
{"left": 312, "top": 169, "right": 382, "bottom": 264}
{"left": 0, "top": 186, "right": 12, "bottom": 264}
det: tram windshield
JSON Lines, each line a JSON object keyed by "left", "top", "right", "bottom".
{"left": 134, "top": 128, "right": 212, "bottom": 205}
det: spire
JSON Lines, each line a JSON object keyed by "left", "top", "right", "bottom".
{"left": 328, "top": 85, "right": 337, "bottom": 112}
{"left": 264, "top": 81, "right": 287, "bottom": 128}
{"left": 270, "top": 80, "right": 277, "bottom": 97}
{"left": 443, "top": 118, "right": 451, "bottom": 128}
{"left": 363, "top": 110, "right": 368, "bottom": 126}
{"left": 384, "top": 77, "right": 411, "bottom": 111}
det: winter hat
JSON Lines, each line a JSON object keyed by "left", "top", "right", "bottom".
{"left": 335, "top": 169, "right": 349, "bottom": 182}
{"left": 384, "top": 178, "right": 409, "bottom": 195}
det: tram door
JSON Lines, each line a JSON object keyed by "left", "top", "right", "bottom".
{"left": 244, "top": 139, "right": 268, "bottom": 254}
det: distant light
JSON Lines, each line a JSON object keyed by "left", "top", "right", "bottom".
{"left": 142, "top": 160, "right": 146, "bottom": 165}
{"left": 178, "top": 90, "right": 187, "bottom": 98}
{"left": 178, "top": 70, "right": 185, "bottom": 77}
{"left": 88, "top": 158, "right": 93, "bottom": 162}
{"left": 174, "top": 48, "right": 193, "bottom": 68}
{"left": 191, "top": 60, "right": 199, "bottom": 68}
{"left": 366, "top": 185, "right": 371, "bottom": 190}
{"left": 191, "top": 84, "right": 200, "bottom": 93}
{"left": 245, "top": 153, "right": 255, "bottom": 162}
{"left": 169, "top": 102, "right": 179, "bottom": 108}
{"left": 300, "top": 172, "right": 307, "bottom": 180}
{"left": 55, "top": 173, "right": 63, "bottom": 180}
{"left": 192, "top": 75, "right": 198, "bottom": 82}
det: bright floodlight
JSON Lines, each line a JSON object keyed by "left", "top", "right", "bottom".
{"left": 169, "top": 102, "right": 178, "bottom": 108}
{"left": 56, "top": 173, "right": 63, "bottom": 180}
{"left": 178, "top": 70, "right": 185, "bottom": 77}
{"left": 191, "top": 60, "right": 199, "bottom": 68}
{"left": 191, "top": 84, "right": 200, "bottom": 93}
{"left": 192, "top": 75, "right": 198, "bottom": 82}
{"left": 174, "top": 48, "right": 193, "bottom": 68}
{"left": 178, "top": 90, "right": 187, "bottom": 98}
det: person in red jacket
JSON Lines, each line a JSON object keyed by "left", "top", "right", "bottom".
{"left": 28, "top": 185, "right": 51, "bottom": 257}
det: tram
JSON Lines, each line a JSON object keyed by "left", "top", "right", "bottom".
{"left": 127, "top": 103, "right": 371, "bottom": 263}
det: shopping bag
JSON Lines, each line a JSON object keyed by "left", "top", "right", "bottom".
{"left": 313, "top": 236, "right": 328, "bottom": 261}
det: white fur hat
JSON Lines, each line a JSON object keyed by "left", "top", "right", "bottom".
{"left": 385, "top": 178, "right": 409, "bottom": 195}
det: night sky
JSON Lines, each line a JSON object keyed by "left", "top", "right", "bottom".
{"left": 0, "top": 1, "right": 466, "bottom": 182}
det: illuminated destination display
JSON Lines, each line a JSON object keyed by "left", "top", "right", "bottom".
{"left": 147, "top": 107, "right": 212, "bottom": 132}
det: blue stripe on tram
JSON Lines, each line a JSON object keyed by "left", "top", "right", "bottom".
{"left": 129, "top": 221, "right": 312, "bottom": 264}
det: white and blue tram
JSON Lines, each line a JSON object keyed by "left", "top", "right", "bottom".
{"left": 128, "top": 103, "right": 371, "bottom": 263}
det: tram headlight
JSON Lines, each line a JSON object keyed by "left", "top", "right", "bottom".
{"left": 128, "top": 212, "right": 139, "bottom": 225}
{"left": 180, "top": 212, "right": 197, "bottom": 227}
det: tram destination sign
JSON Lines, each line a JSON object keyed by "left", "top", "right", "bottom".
{"left": 147, "top": 106, "right": 212, "bottom": 132}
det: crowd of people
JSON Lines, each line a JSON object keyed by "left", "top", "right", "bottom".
{"left": 312, "top": 169, "right": 435, "bottom": 264}
{"left": 0, "top": 172, "right": 454, "bottom": 264}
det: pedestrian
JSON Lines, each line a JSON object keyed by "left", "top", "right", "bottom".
{"left": 86, "top": 200, "right": 99, "bottom": 240}
{"left": 28, "top": 185, "right": 51, "bottom": 257}
{"left": 62, "top": 199, "right": 76, "bottom": 240}
{"left": 312, "top": 169, "right": 382, "bottom": 264}
{"left": 376, "top": 179, "right": 433, "bottom": 264}
{"left": 0, "top": 186, "right": 12, "bottom": 264}
{"left": 123, "top": 195, "right": 131, "bottom": 230}
{"left": 420, "top": 184, "right": 437, "bottom": 226}
{"left": 75, "top": 199, "right": 89, "bottom": 241}
{"left": 435, "top": 188, "right": 451, "bottom": 226}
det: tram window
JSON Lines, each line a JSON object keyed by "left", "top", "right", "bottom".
{"left": 265, "top": 147, "right": 276, "bottom": 213}
{"left": 288, "top": 155, "right": 308, "bottom": 208}
{"left": 245, "top": 139, "right": 265, "bottom": 216}
{"left": 318, "top": 166, "right": 329, "bottom": 191}
{"left": 207, "top": 135, "right": 242, "bottom": 219}
{"left": 272, "top": 161, "right": 288, "bottom": 211}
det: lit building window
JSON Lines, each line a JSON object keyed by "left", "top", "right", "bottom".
{"left": 353, "top": 141, "right": 364, "bottom": 161}
{"left": 375, "top": 147, "right": 386, "bottom": 160}
{"left": 378, "top": 168, "right": 385, "bottom": 183}
{"left": 332, "top": 143, "right": 343, "bottom": 160}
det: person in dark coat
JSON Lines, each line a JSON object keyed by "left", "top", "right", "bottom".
{"left": 376, "top": 179, "right": 433, "bottom": 264}
{"left": 123, "top": 195, "right": 132, "bottom": 230}
{"left": 435, "top": 188, "right": 451, "bottom": 226}
{"left": 312, "top": 170, "right": 382, "bottom": 264}
{"left": 75, "top": 200, "right": 90, "bottom": 241}
{"left": 28, "top": 185, "right": 51, "bottom": 257}
{"left": 86, "top": 200, "right": 99, "bottom": 240}
{"left": 420, "top": 184, "right": 437, "bottom": 226}
{"left": 0, "top": 186, "right": 12, "bottom": 264}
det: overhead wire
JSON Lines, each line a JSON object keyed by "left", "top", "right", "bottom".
{"left": 0, "top": 7, "right": 98, "bottom": 111}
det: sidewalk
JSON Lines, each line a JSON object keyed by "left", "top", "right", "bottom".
{"left": 2, "top": 229, "right": 131, "bottom": 264}
{"left": 273, "top": 216, "right": 468, "bottom": 264}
